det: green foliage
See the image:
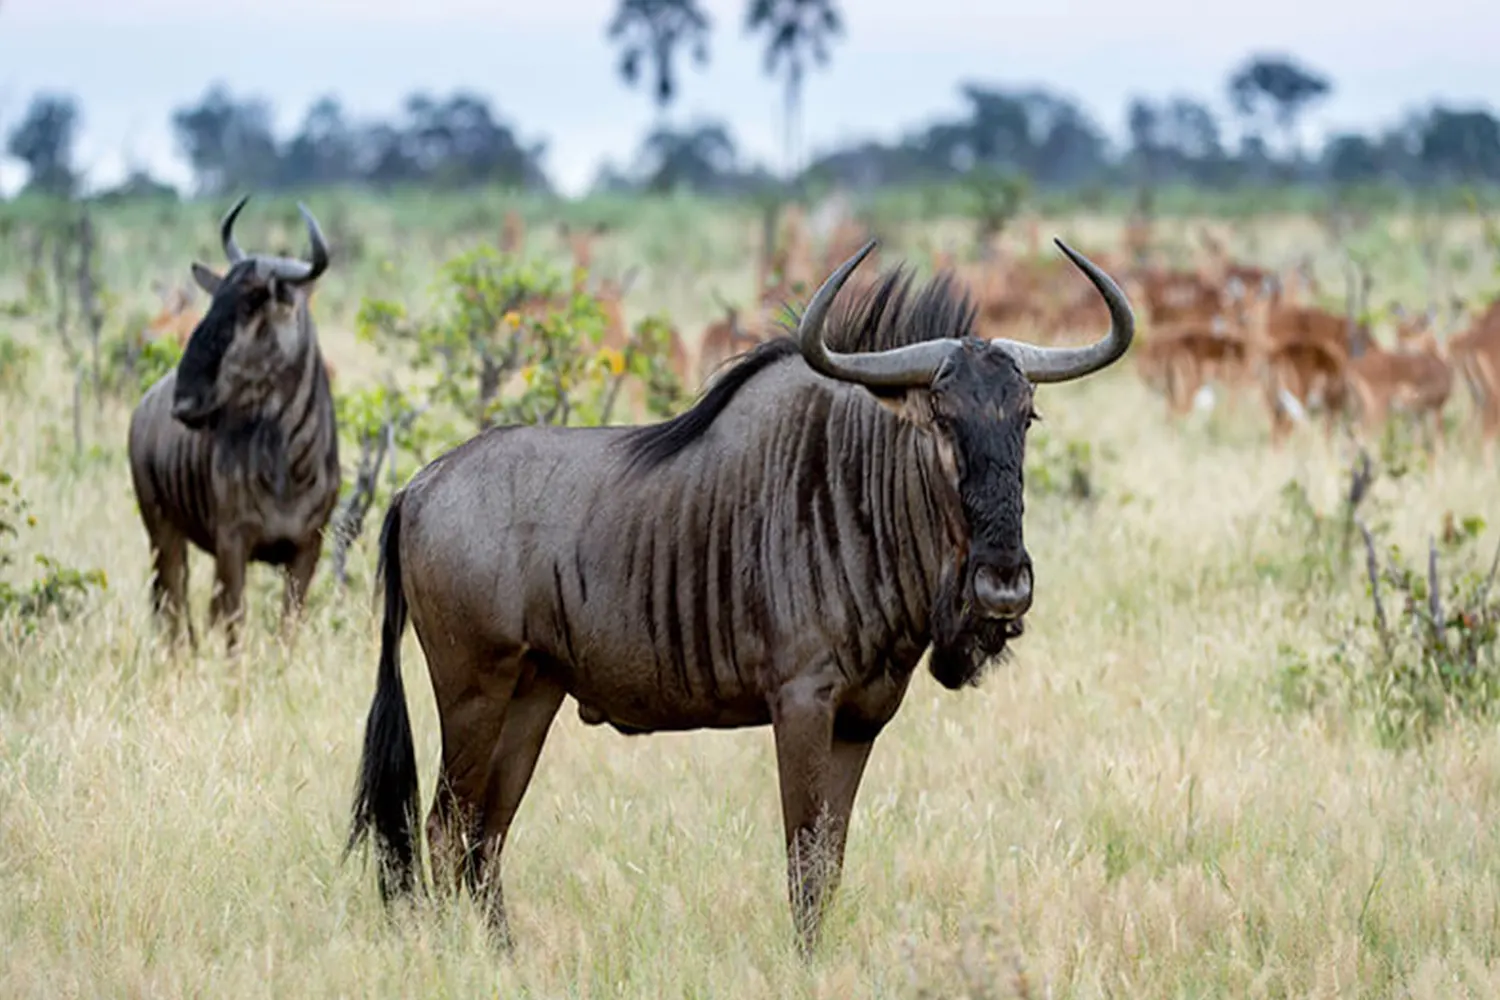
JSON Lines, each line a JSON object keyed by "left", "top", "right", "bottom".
{"left": 1026, "top": 426, "right": 1108, "bottom": 503}
{"left": 1348, "top": 514, "right": 1500, "bottom": 747}
{"left": 0, "top": 331, "right": 33, "bottom": 390}
{"left": 133, "top": 333, "right": 185, "bottom": 395}
{"left": 1271, "top": 452, "right": 1500, "bottom": 747}
{"left": 358, "top": 243, "right": 687, "bottom": 449}
{"left": 333, "top": 382, "right": 432, "bottom": 483}
{"left": 962, "top": 167, "right": 1029, "bottom": 248}
{"left": 358, "top": 245, "right": 632, "bottom": 438}
{"left": 94, "top": 316, "right": 185, "bottom": 398}
{"left": 0, "top": 471, "right": 106, "bottom": 632}
{"left": 622, "top": 311, "right": 690, "bottom": 416}
{"left": 1256, "top": 449, "right": 1386, "bottom": 594}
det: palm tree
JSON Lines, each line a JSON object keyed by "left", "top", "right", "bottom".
{"left": 607, "top": 0, "right": 713, "bottom": 114}
{"left": 745, "top": 0, "right": 844, "bottom": 184}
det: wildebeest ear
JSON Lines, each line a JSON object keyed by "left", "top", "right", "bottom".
{"left": 191, "top": 262, "right": 223, "bottom": 294}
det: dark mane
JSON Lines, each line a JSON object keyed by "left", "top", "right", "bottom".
{"left": 619, "top": 265, "right": 979, "bottom": 472}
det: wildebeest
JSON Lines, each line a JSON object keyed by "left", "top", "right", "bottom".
{"left": 127, "top": 195, "right": 341, "bottom": 652}
{"left": 347, "top": 237, "right": 1135, "bottom": 953}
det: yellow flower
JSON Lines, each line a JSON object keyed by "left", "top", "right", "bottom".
{"left": 598, "top": 346, "right": 626, "bottom": 376}
{"left": 520, "top": 365, "right": 537, "bottom": 387}
{"left": 503, "top": 310, "right": 521, "bottom": 329}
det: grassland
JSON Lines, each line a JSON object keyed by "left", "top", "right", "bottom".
{"left": 2, "top": 190, "right": 1500, "bottom": 998}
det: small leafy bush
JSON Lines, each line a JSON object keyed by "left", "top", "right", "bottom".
{"left": 1271, "top": 450, "right": 1500, "bottom": 746}
{"left": 1026, "top": 426, "right": 1109, "bottom": 503}
{"left": 0, "top": 471, "right": 107, "bottom": 631}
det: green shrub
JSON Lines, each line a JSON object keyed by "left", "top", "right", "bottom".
{"left": 0, "top": 471, "right": 107, "bottom": 632}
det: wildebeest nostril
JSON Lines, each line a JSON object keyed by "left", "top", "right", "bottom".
{"left": 972, "top": 562, "right": 1033, "bottom": 619}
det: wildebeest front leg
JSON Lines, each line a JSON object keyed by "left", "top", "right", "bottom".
{"left": 280, "top": 537, "right": 323, "bottom": 634}
{"left": 770, "top": 671, "right": 870, "bottom": 956}
{"left": 208, "top": 535, "right": 248, "bottom": 654}
{"left": 146, "top": 522, "right": 194, "bottom": 650}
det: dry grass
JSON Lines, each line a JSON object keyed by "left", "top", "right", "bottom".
{"left": 3, "top": 203, "right": 1500, "bottom": 998}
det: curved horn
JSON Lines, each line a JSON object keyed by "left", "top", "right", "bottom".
{"left": 221, "top": 194, "right": 250, "bottom": 264}
{"left": 271, "top": 203, "right": 331, "bottom": 285}
{"left": 798, "top": 239, "right": 962, "bottom": 389}
{"left": 987, "top": 238, "right": 1135, "bottom": 384}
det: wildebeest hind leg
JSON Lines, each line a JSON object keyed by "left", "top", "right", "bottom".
{"left": 471, "top": 667, "right": 566, "bottom": 949}
{"left": 425, "top": 654, "right": 518, "bottom": 900}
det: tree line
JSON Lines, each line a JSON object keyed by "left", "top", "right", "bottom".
{"left": 5, "top": 52, "right": 1500, "bottom": 202}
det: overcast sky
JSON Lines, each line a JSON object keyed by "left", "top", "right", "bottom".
{"left": 1, "top": 0, "right": 1496, "bottom": 196}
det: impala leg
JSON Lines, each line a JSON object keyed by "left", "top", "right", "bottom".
{"left": 770, "top": 671, "right": 871, "bottom": 957}
{"left": 208, "top": 537, "right": 248, "bottom": 656}
{"left": 472, "top": 667, "right": 566, "bottom": 949}
{"left": 1428, "top": 406, "right": 1447, "bottom": 460}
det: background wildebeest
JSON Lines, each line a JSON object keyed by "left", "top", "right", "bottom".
{"left": 127, "top": 195, "right": 341, "bottom": 652}
{"left": 346, "top": 236, "right": 1134, "bottom": 953}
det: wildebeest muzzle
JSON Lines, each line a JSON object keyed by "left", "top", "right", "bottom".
{"left": 970, "top": 553, "right": 1033, "bottom": 620}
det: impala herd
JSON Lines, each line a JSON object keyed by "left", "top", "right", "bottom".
{"left": 135, "top": 204, "right": 1500, "bottom": 454}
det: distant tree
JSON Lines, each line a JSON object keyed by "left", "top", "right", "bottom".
{"left": 1130, "top": 95, "right": 1226, "bottom": 186}
{"left": 933, "top": 85, "right": 1106, "bottom": 187}
{"left": 1325, "top": 133, "right": 1385, "bottom": 186}
{"left": 170, "top": 85, "right": 280, "bottom": 196}
{"left": 6, "top": 93, "right": 80, "bottom": 197}
{"left": 1227, "top": 53, "right": 1332, "bottom": 163}
{"left": 746, "top": 0, "right": 844, "bottom": 182}
{"left": 398, "top": 91, "right": 550, "bottom": 190}
{"left": 1126, "top": 97, "right": 1162, "bottom": 185}
{"left": 635, "top": 119, "right": 737, "bottom": 192}
{"left": 1163, "top": 97, "right": 1223, "bottom": 164}
{"left": 1418, "top": 106, "right": 1500, "bottom": 184}
{"left": 607, "top": 0, "right": 712, "bottom": 112}
{"left": 280, "top": 96, "right": 359, "bottom": 187}
{"left": 95, "top": 170, "right": 179, "bottom": 204}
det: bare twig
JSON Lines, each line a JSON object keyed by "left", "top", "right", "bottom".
{"left": 1340, "top": 448, "right": 1374, "bottom": 563}
{"left": 1358, "top": 518, "right": 1393, "bottom": 660}
{"left": 331, "top": 425, "right": 392, "bottom": 588}
{"left": 331, "top": 402, "right": 427, "bottom": 588}
{"left": 1427, "top": 536, "right": 1442, "bottom": 621}
{"left": 1477, "top": 533, "right": 1500, "bottom": 609}
{"left": 76, "top": 209, "right": 104, "bottom": 411}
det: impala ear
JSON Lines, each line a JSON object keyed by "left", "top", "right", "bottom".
{"left": 190, "top": 262, "right": 223, "bottom": 294}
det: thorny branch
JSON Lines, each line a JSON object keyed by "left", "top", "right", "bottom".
{"left": 330, "top": 402, "right": 428, "bottom": 587}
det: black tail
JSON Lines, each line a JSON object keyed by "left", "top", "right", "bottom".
{"left": 346, "top": 493, "right": 422, "bottom": 901}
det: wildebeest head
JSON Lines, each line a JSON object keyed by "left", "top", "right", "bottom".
{"left": 171, "top": 196, "right": 330, "bottom": 429}
{"left": 799, "top": 238, "right": 1134, "bottom": 687}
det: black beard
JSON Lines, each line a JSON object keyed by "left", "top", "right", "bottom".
{"left": 928, "top": 561, "right": 1023, "bottom": 691}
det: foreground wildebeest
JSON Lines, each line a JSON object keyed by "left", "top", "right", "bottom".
{"left": 347, "top": 237, "right": 1134, "bottom": 953}
{"left": 127, "top": 195, "right": 340, "bottom": 652}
